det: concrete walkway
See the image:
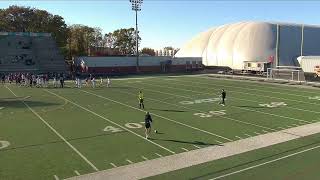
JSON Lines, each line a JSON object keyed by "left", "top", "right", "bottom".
{"left": 67, "top": 122, "right": 320, "bottom": 180}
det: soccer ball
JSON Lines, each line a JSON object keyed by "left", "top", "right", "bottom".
{"left": 154, "top": 130, "right": 158, "bottom": 133}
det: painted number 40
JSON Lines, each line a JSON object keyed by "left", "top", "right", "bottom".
{"left": 194, "top": 110, "right": 226, "bottom": 118}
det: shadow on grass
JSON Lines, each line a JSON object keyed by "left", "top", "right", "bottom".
{"left": 149, "top": 108, "right": 186, "bottom": 113}
{"left": 151, "top": 138, "right": 222, "bottom": 146}
{"left": 0, "top": 98, "right": 60, "bottom": 108}
{"left": 191, "top": 140, "right": 320, "bottom": 180}
{"left": 0, "top": 131, "right": 128, "bottom": 152}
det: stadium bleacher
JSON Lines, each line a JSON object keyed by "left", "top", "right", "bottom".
{"left": 0, "top": 32, "right": 66, "bottom": 73}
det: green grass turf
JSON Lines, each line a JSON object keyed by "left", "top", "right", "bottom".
{"left": 0, "top": 74, "right": 320, "bottom": 179}
{"left": 145, "top": 132, "right": 320, "bottom": 180}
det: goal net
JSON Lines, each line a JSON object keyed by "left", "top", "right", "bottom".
{"left": 266, "top": 66, "right": 305, "bottom": 82}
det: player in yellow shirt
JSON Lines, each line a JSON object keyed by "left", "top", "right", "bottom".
{"left": 138, "top": 90, "right": 145, "bottom": 109}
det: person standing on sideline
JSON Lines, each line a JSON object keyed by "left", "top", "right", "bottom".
{"left": 219, "top": 89, "right": 226, "bottom": 106}
{"left": 138, "top": 90, "right": 145, "bottom": 109}
{"left": 91, "top": 76, "right": 96, "bottom": 88}
{"left": 99, "top": 77, "right": 103, "bottom": 87}
{"left": 106, "top": 77, "right": 111, "bottom": 88}
{"left": 144, "top": 112, "right": 153, "bottom": 139}
{"left": 59, "top": 73, "right": 64, "bottom": 88}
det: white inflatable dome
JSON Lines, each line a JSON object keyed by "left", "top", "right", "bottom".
{"left": 175, "top": 21, "right": 320, "bottom": 69}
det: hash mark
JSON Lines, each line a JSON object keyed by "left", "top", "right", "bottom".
{"left": 193, "top": 145, "right": 201, "bottom": 149}
{"left": 142, "top": 156, "right": 148, "bottom": 160}
{"left": 181, "top": 148, "right": 189, "bottom": 152}
{"left": 126, "top": 159, "right": 133, "bottom": 164}
{"left": 110, "top": 163, "right": 117, "bottom": 168}
{"left": 74, "top": 170, "right": 80, "bottom": 176}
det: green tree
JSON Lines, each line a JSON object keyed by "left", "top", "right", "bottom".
{"left": 104, "top": 28, "right": 141, "bottom": 55}
{"left": 141, "top": 47, "right": 155, "bottom": 56}
{"left": 0, "top": 6, "right": 68, "bottom": 56}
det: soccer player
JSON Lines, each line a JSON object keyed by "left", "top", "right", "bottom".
{"left": 99, "top": 77, "right": 103, "bottom": 87}
{"left": 106, "top": 77, "right": 111, "bottom": 88}
{"left": 219, "top": 89, "right": 226, "bottom": 106}
{"left": 138, "top": 90, "right": 145, "bottom": 109}
{"left": 91, "top": 76, "right": 96, "bottom": 88}
{"left": 144, "top": 112, "right": 153, "bottom": 139}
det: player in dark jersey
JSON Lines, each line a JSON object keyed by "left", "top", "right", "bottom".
{"left": 219, "top": 89, "right": 226, "bottom": 106}
{"left": 144, "top": 112, "right": 153, "bottom": 139}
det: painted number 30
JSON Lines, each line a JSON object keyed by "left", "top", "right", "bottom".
{"left": 194, "top": 110, "right": 226, "bottom": 118}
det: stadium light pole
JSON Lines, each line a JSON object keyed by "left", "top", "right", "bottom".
{"left": 130, "top": 0, "right": 143, "bottom": 72}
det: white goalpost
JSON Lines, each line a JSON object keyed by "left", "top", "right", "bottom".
{"left": 267, "top": 66, "right": 304, "bottom": 82}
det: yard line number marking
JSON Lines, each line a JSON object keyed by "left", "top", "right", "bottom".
{"left": 180, "top": 98, "right": 220, "bottom": 105}
{"left": 259, "top": 102, "right": 287, "bottom": 108}
{"left": 309, "top": 96, "right": 320, "bottom": 100}
{"left": 0, "top": 141, "right": 10, "bottom": 150}
{"left": 103, "top": 122, "right": 145, "bottom": 133}
{"left": 194, "top": 110, "right": 226, "bottom": 118}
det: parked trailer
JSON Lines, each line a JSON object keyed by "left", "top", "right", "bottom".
{"left": 297, "top": 56, "right": 320, "bottom": 77}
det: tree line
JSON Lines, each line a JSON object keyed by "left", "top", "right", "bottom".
{"left": 0, "top": 5, "right": 163, "bottom": 59}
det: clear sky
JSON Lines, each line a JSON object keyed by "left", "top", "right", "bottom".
{"left": 1, "top": 1, "right": 320, "bottom": 49}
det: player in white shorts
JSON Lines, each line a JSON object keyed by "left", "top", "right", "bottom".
{"left": 107, "top": 77, "right": 111, "bottom": 88}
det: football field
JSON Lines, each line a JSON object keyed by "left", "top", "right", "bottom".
{"left": 1, "top": 74, "right": 320, "bottom": 179}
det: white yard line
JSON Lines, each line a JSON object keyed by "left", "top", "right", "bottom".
{"left": 193, "top": 145, "right": 201, "bottom": 149}
{"left": 126, "top": 159, "right": 133, "bottom": 164}
{"left": 74, "top": 170, "right": 81, "bottom": 176}
{"left": 262, "top": 130, "right": 269, "bottom": 133}
{"left": 0, "top": 107, "right": 4, "bottom": 110}
{"left": 254, "top": 132, "right": 260, "bottom": 135}
{"left": 110, "top": 163, "right": 117, "bottom": 168}
{"left": 66, "top": 122, "right": 320, "bottom": 180}
{"left": 153, "top": 78, "right": 320, "bottom": 114}
{"left": 111, "top": 86, "right": 277, "bottom": 133}
{"left": 173, "top": 77, "right": 320, "bottom": 107}
{"left": 209, "top": 144, "right": 320, "bottom": 180}
{"left": 5, "top": 86, "right": 99, "bottom": 172}
{"left": 215, "top": 140, "right": 224, "bottom": 144}
{"left": 181, "top": 148, "right": 189, "bottom": 152}
{"left": 80, "top": 89, "right": 232, "bottom": 142}
{"left": 235, "top": 136, "right": 242, "bottom": 139}
{"left": 44, "top": 89, "right": 175, "bottom": 154}
{"left": 141, "top": 156, "right": 149, "bottom": 161}
{"left": 244, "top": 134, "right": 251, "bottom": 137}
{"left": 53, "top": 175, "right": 60, "bottom": 180}
{"left": 155, "top": 153, "right": 163, "bottom": 157}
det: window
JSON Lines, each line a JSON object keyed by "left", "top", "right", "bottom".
{"left": 247, "top": 63, "right": 251, "bottom": 67}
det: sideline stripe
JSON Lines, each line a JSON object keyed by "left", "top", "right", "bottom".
{"left": 5, "top": 86, "right": 99, "bottom": 172}
{"left": 110, "top": 163, "right": 117, "bottom": 168}
{"left": 81, "top": 89, "right": 232, "bottom": 142}
{"left": 74, "top": 170, "right": 81, "bottom": 176}
{"left": 210, "top": 144, "right": 320, "bottom": 180}
{"left": 44, "top": 89, "right": 175, "bottom": 154}
{"left": 53, "top": 175, "right": 59, "bottom": 180}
